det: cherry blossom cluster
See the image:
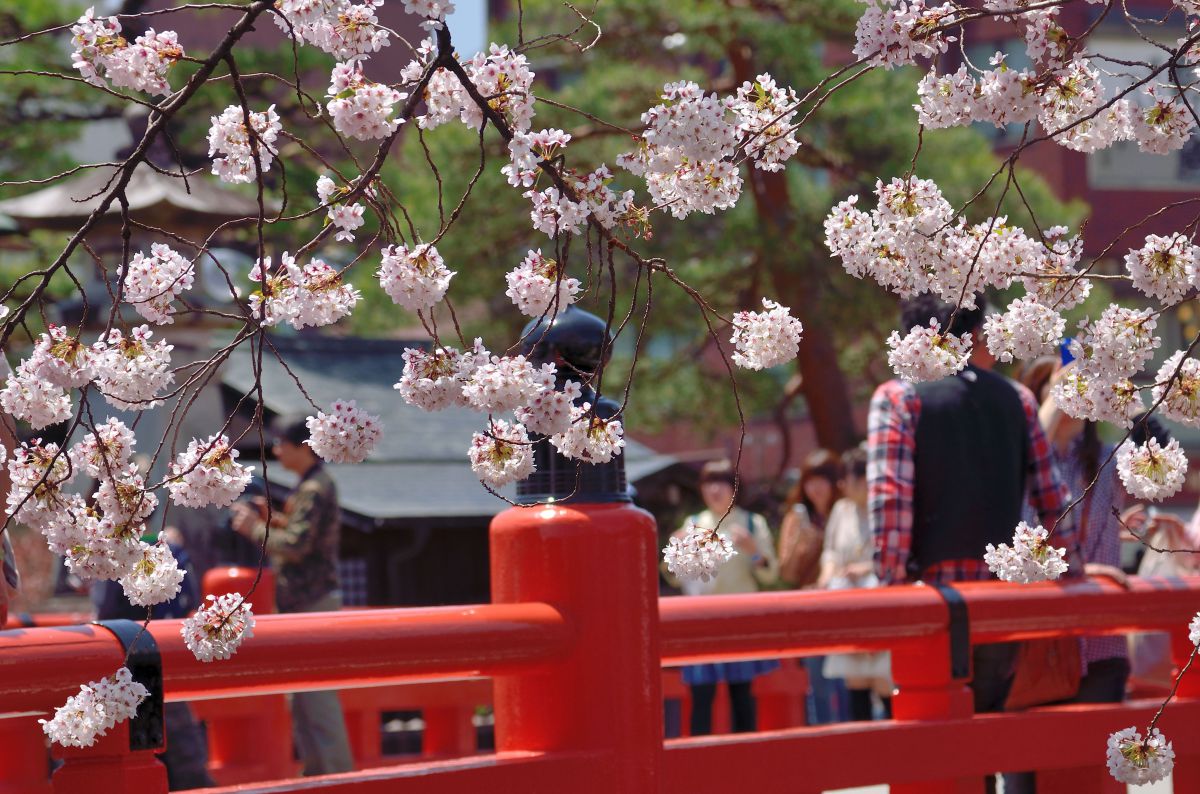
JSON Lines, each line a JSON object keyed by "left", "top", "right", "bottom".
{"left": 852, "top": 1, "right": 959, "bottom": 69}
{"left": 983, "top": 522, "right": 1069, "bottom": 584}
{"left": 468, "top": 418, "right": 534, "bottom": 487}
{"left": 92, "top": 326, "right": 175, "bottom": 411}
{"left": 983, "top": 297, "right": 1065, "bottom": 364}
{"left": 1190, "top": 612, "right": 1200, "bottom": 647}
{"left": 4, "top": 326, "right": 175, "bottom": 419}
{"left": 730, "top": 298, "right": 804, "bottom": 371}
{"left": 505, "top": 250, "right": 581, "bottom": 317}
{"left": 316, "top": 175, "right": 367, "bottom": 243}
{"left": 273, "top": 0, "right": 391, "bottom": 60}
{"left": 124, "top": 243, "right": 194, "bottom": 324}
{"left": 729, "top": 74, "right": 801, "bottom": 171}
{"left": 5, "top": 439, "right": 74, "bottom": 531}
{"left": 550, "top": 404, "right": 626, "bottom": 464}
{"left": 326, "top": 61, "right": 406, "bottom": 141}
{"left": 1106, "top": 727, "right": 1174, "bottom": 785}
{"left": 1151, "top": 351, "right": 1200, "bottom": 427}
{"left": 516, "top": 379, "right": 582, "bottom": 437}
{"left": 120, "top": 542, "right": 186, "bottom": 607}
{"left": 394, "top": 341, "right": 486, "bottom": 411}
{"left": 462, "top": 354, "right": 549, "bottom": 414}
{"left": 568, "top": 165, "right": 636, "bottom": 231}
{"left": 70, "top": 418, "right": 136, "bottom": 479}
{"left": 378, "top": 243, "right": 455, "bottom": 311}
{"left": 166, "top": 434, "right": 254, "bottom": 508}
{"left": 400, "top": 0, "right": 456, "bottom": 30}
{"left": 663, "top": 522, "right": 736, "bottom": 582}
{"left": 1123, "top": 233, "right": 1199, "bottom": 306}
{"left": 207, "top": 104, "right": 282, "bottom": 184}
{"left": 1115, "top": 437, "right": 1188, "bottom": 502}
{"left": 1049, "top": 369, "right": 1143, "bottom": 429}
{"left": 885, "top": 320, "right": 970, "bottom": 383}
{"left": 181, "top": 593, "right": 256, "bottom": 663}
{"left": 250, "top": 253, "right": 361, "bottom": 329}
{"left": 503, "top": 128, "right": 571, "bottom": 188}
{"left": 40, "top": 667, "right": 149, "bottom": 749}
{"left": 305, "top": 400, "right": 382, "bottom": 464}
{"left": 70, "top": 8, "right": 184, "bottom": 95}
{"left": 525, "top": 186, "right": 591, "bottom": 237}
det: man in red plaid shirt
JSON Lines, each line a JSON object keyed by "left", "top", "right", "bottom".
{"left": 868, "top": 294, "right": 1081, "bottom": 726}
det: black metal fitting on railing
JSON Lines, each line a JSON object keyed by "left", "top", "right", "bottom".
{"left": 930, "top": 584, "right": 972, "bottom": 679}
{"left": 93, "top": 619, "right": 165, "bottom": 751}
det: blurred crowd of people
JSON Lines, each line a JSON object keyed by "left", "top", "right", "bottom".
{"left": 665, "top": 292, "right": 1200, "bottom": 791}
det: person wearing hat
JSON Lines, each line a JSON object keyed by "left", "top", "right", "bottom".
{"left": 232, "top": 416, "right": 353, "bottom": 775}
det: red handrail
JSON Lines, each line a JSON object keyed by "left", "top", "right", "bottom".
{"left": 3, "top": 501, "right": 1200, "bottom": 794}
{"left": 0, "top": 602, "right": 568, "bottom": 713}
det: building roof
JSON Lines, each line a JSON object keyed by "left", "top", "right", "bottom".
{"left": 0, "top": 163, "right": 272, "bottom": 231}
{"left": 221, "top": 334, "right": 676, "bottom": 523}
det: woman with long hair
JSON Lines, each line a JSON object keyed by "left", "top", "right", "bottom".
{"left": 777, "top": 448, "right": 847, "bottom": 723}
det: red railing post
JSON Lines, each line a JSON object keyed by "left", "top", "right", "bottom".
{"left": 490, "top": 502, "right": 662, "bottom": 793}
{"left": 1169, "top": 624, "right": 1200, "bottom": 790}
{"left": 196, "top": 566, "right": 296, "bottom": 784}
{"left": 890, "top": 633, "right": 980, "bottom": 793}
{"left": 0, "top": 717, "right": 52, "bottom": 793}
{"left": 422, "top": 706, "right": 476, "bottom": 757}
{"left": 51, "top": 721, "right": 166, "bottom": 793}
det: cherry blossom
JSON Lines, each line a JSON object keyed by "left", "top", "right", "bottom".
{"left": 124, "top": 243, "right": 194, "bottom": 324}
{"left": 468, "top": 419, "right": 535, "bottom": 487}
{"left": 306, "top": 400, "right": 382, "bottom": 464}
{"left": 525, "top": 186, "right": 591, "bottom": 236}
{"left": 207, "top": 104, "right": 282, "bottom": 184}
{"left": 1151, "top": 351, "right": 1200, "bottom": 427}
{"left": 40, "top": 667, "right": 148, "bottom": 748}
{"left": 1131, "top": 89, "right": 1196, "bottom": 155}
{"left": 1069, "top": 306, "right": 1159, "bottom": 381}
{"left": 378, "top": 243, "right": 455, "bottom": 311}
{"left": 167, "top": 434, "right": 254, "bottom": 509}
{"left": 550, "top": 404, "right": 625, "bottom": 464}
{"left": 1124, "top": 233, "right": 1197, "bottom": 305}
{"left": 983, "top": 297, "right": 1064, "bottom": 363}
{"left": 852, "top": 1, "right": 958, "bottom": 69}
{"left": 250, "top": 253, "right": 361, "bottom": 329}
{"left": 0, "top": 361, "right": 73, "bottom": 430}
{"left": 326, "top": 61, "right": 406, "bottom": 141}
{"left": 5, "top": 439, "right": 75, "bottom": 532}
{"left": 181, "top": 593, "right": 255, "bottom": 662}
{"left": 1189, "top": 612, "right": 1200, "bottom": 647}
{"left": 505, "top": 250, "right": 581, "bottom": 317}
{"left": 984, "top": 522, "right": 1069, "bottom": 584}
{"left": 459, "top": 44, "right": 535, "bottom": 133}
{"left": 91, "top": 326, "right": 174, "bottom": 411}
{"left": 730, "top": 298, "right": 804, "bottom": 370}
{"left": 730, "top": 74, "right": 801, "bottom": 171}
{"left": 503, "top": 128, "right": 571, "bottom": 188}
{"left": 1107, "top": 727, "right": 1174, "bottom": 785}
{"left": 395, "top": 342, "right": 484, "bottom": 411}
{"left": 1116, "top": 437, "right": 1188, "bottom": 501}
{"left": 70, "top": 9, "right": 183, "bottom": 95}
{"left": 663, "top": 522, "right": 736, "bottom": 582}
{"left": 119, "top": 542, "right": 186, "bottom": 607}
{"left": 94, "top": 464, "right": 158, "bottom": 525}
{"left": 401, "top": 0, "right": 456, "bottom": 30}
{"left": 886, "top": 320, "right": 971, "bottom": 383}
{"left": 26, "top": 326, "right": 93, "bottom": 388}
{"left": 69, "top": 418, "right": 137, "bottom": 479}
{"left": 915, "top": 66, "right": 976, "bottom": 129}
{"left": 515, "top": 379, "right": 582, "bottom": 437}
{"left": 462, "top": 354, "right": 547, "bottom": 414}
{"left": 273, "top": 0, "right": 390, "bottom": 59}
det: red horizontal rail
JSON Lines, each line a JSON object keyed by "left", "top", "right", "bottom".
{"left": 659, "top": 576, "right": 1200, "bottom": 665}
{"left": 0, "top": 602, "right": 568, "bottom": 713}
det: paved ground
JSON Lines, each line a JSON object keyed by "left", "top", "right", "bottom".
{"left": 825, "top": 776, "right": 1173, "bottom": 793}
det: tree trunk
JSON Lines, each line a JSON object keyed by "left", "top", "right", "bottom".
{"left": 728, "top": 44, "right": 860, "bottom": 456}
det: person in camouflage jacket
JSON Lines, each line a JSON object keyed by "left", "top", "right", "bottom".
{"left": 232, "top": 417, "right": 353, "bottom": 775}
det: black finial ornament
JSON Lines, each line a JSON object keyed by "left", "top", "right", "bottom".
{"left": 517, "top": 306, "right": 629, "bottom": 503}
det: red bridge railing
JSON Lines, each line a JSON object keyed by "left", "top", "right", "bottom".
{"left": 1, "top": 500, "right": 1198, "bottom": 793}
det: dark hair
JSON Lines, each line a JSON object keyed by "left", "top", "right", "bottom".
{"left": 841, "top": 445, "right": 868, "bottom": 479}
{"left": 1018, "top": 356, "right": 1059, "bottom": 404}
{"left": 784, "top": 448, "right": 844, "bottom": 522}
{"left": 698, "top": 458, "right": 736, "bottom": 486}
{"left": 899, "top": 292, "right": 986, "bottom": 337}
{"left": 1131, "top": 413, "right": 1172, "bottom": 448}
{"left": 274, "top": 416, "right": 311, "bottom": 447}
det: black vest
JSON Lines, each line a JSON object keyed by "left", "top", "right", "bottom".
{"left": 909, "top": 366, "right": 1029, "bottom": 579}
